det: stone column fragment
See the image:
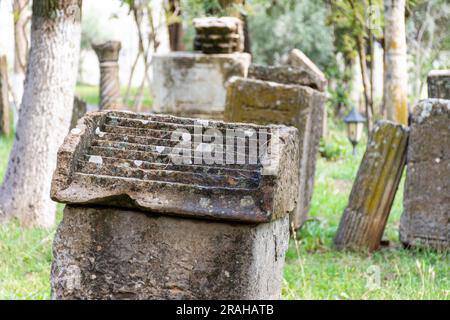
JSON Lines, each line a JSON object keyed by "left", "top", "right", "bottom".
{"left": 193, "top": 17, "right": 244, "bottom": 54}
{"left": 427, "top": 70, "right": 450, "bottom": 99}
{"left": 93, "top": 41, "right": 123, "bottom": 110}
{"left": 400, "top": 99, "right": 450, "bottom": 249}
{"left": 0, "top": 56, "right": 10, "bottom": 136}
{"left": 335, "top": 121, "right": 409, "bottom": 251}
{"left": 50, "top": 111, "right": 300, "bottom": 299}
{"left": 152, "top": 52, "right": 250, "bottom": 119}
{"left": 225, "top": 71, "right": 326, "bottom": 229}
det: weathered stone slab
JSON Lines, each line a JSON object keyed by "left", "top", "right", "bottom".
{"left": 335, "top": 121, "right": 409, "bottom": 251}
{"left": 51, "top": 110, "right": 300, "bottom": 223}
{"left": 0, "top": 55, "right": 10, "bottom": 136}
{"left": 427, "top": 70, "right": 450, "bottom": 99}
{"left": 51, "top": 205, "right": 289, "bottom": 300}
{"left": 400, "top": 99, "right": 450, "bottom": 249}
{"left": 249, "top": 64, "right": 327, "bottom": 92}
{"left": 286, "top": 48, "right": 327, "bottom": 89}
{"left": 193, "top": 17, "right": 244, "bottom": 54}
{"left": 224, "top": 77, "right": 326, "bottom": 229}
{"left": 70, "top": 96, "right": 87, "bottom": 130}
{"left": 151, "top": 52, "right": 250, "bottom": 119}
{"left": 93, "top": 41, "right": 123, "bottom": 110}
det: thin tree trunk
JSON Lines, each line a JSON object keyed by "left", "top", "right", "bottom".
{"left": 383, "top": 0, "right": 408, "bottom": 125}
{"left": 0, "top": 0, "right": 82, "bottom": 228}
{"left": 12, "top": 0, "right": 30, "bottom": 109}
{"left": 167, "top": 0, "right": 184, "bottom": 51}
{"left": 356, "top": 35, "right": 374, "bottom": 133}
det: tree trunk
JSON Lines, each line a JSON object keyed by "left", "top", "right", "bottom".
{"left": 0, "top": 0, "right": 82, "bottom": 228}
{"left": 0, "top": 56, "right": 10, "bottom": 136}
{"left": 167, "top": 0, "right": 184, "bottom": 51}
{"left": 12, "top": 0, "right": 30, "bottom": 108}
{"left": 383, "top": 0, "right": 408, "bottom": 125}
{"left": 356, "top": 35, "right": 374, "bottom": 133}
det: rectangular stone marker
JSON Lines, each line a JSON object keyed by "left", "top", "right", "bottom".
{"left": 225, "top": 69, "right": 327, "bottom": 230}
{"left": 50, "top": 110, "right": 300, "bottom": 299}
{"left": 152, "top": 52, "right": 250, "bottom": 120}
{"left": 400, "top": 99, "right": 450, "bottom": 249}
{"left": 0, "top": 55, "right": 10, "bottom": 136}
{"left": 335, "top": 121, "right": 409, "bottom": 251}
{"left": 427, "top": 70, "right": 450, "bottom": 99}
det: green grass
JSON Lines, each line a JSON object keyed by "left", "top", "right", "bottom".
{"left": 0, "top": 121, "right": 448, "bottom": 300}
{"left": 75, "top": 84, "right": 153, "bottom": 111}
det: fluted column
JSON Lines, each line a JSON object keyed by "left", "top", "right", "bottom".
{"left": 93, "top": 41, "right": 123, "bottom": 110}
{"left": 335, "top": 121, "right": 409, "bottom": 251}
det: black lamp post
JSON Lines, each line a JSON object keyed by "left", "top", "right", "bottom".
{"left": 344, "top": 107, "right": 366, "bottom": 156}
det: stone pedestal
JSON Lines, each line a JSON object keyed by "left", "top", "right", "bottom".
{"left": 93, "top": 41, "right": 123, "bottom": 110}
{"left": 427, "top": 70, "right": 450, "bottom": 99}
{"left": 151, "top": 52, "right": 251, "bottom": 120}
{"left": 400, "top": 99, "right": 450, "bottom": 249}
{"left": 225, "top": 64, "right": 327, "bottom": 229}
{"left": 50, "top": 111, "right": 300, "bottom": 299}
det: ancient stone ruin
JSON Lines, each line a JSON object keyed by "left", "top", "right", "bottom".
{"left": 224, "top": 49, "right": 327, "bottom": 229}
{"left": 193, "top": 17, "right": 244, "bottom": 54}
{"left": 152, "top": 17, "right": 250, "bottom": 120}
{"left": 0, "top": 55, "right": 10, "bottom": 136}
{"left": 93, "top": 41, "right": 123, "bottom": 110}
{"left": 400, "top": 99, "right": 450, "bottom": 249}
{"left": 427, "top": 69, "right": 450, "bottom": 100}
{"left": 50, "top": 110, "right": 300, "bottom": 299}
{"left": 335, "top": 121, "right": 409, "bottom": 251}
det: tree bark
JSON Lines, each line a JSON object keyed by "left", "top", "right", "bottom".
{"left": 383, "top": 0, "right": 408, "bottom": 125}
{"left": 167, "top": 0, "right": 184, "bottom": 51}
{"left": 0, "top": 0, "right": 82, "bottom": 227}
{"left": 12, "top": 0, "right": 30, "bottom": 108}
{"left": 356, "top": 35, "right": 374, "bottom": 133}
{"left": 0, "top": 56, "right": 10, "bottom": 136}
{"left": 335, "top": 121, "right": 408, "bottom": 251}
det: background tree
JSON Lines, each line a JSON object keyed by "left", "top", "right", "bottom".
{"left": 12, "top": 0, "right": 31, "bottom": 109}
{"left": 0, "top": 0, "right": 82, "bottom": 227}
{"left": 407, "top": 0, "right": 450, "bottom": 101}
{"left": 383, "top": 0, "right": 408, "bottom": 125}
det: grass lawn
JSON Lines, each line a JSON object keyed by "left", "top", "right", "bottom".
{"left": 75, "top": 83, "right": 153, "bottom": 111}
{"left": 0, "top": 98, "right": 448, "bottom": 299}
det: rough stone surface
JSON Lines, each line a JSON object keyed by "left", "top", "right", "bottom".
{"left": 93, "top": 41, "right": 123, "bottom": 110}
{"left": 224, "top": 77, "right": 326, "bottom": 229}
{"left": 400, "top": 99, "right": 450, "bottom": 249}
{"left": 152, "top": 52, "right": 250, "bottom": 119}
{"left": 193, "top": 17, "right": 244, "bottom": 54}
{"left": 249, "top": 64, "right": 327, "bottom": 92}
{"left": 286, "top": 49, "right": 327, "bottom": 89}
{"left": 0, "top": 55, "right": 10, "bottom": 136}
{"left": 427, "top": 70, "right": 450, "bottom": 99}
{"left": 51, "top": 110, "right": 300, "bottom": 223}
{"left": 70, "top": 96, "right": 87, "bottom": 130}
{"left": 335, "top": 121, "right": 409, "bottom": 251}
{"left": 51, "top": 205, "right": 289, "bottom": 300}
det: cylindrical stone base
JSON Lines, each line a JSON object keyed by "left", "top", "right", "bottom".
{"left": 51, "top": 205, "right": 289, "bottom": 300}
